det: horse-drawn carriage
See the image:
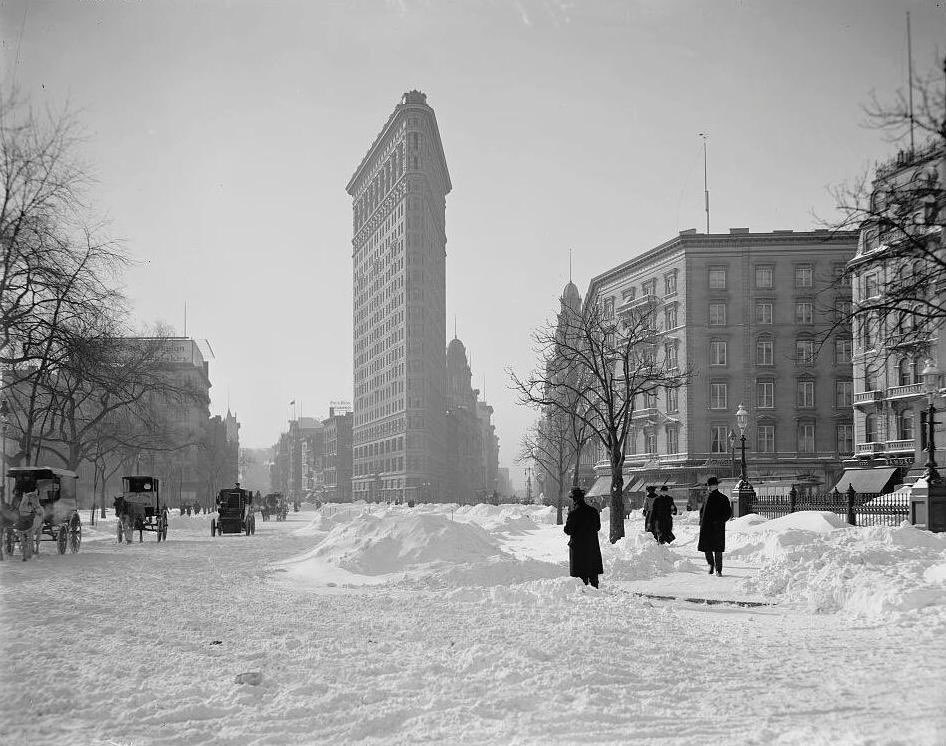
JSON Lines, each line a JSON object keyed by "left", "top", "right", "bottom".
{"left": 114, "top": 476, "right": 168, "bottom": 543}
{"left": 212, "top": 486, "right": 256, "bottom": 536}
{"left": 260, "top": 492, "right": 288, "bottom": 522}
{"left": 2, "top": 466, "right": 81, "bottom": 560}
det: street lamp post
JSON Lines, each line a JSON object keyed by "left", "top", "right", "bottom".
{"left": 0, "top": 399, "right": 9, "bottom": 503}
{"left": 922, "top": 359, "right": 941, "bottom": 483}
{"left": 734, "top": 402, "right": 755, "bottom": 517}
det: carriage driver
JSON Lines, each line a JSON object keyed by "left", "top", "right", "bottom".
{"left": 18, "top": 490, "right": 45, "bottom": 538}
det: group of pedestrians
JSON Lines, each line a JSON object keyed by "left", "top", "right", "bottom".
{"left": 563, "top": 475, "right": 733, "bottom": 589}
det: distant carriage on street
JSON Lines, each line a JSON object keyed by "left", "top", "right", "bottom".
{"left": 114, "top": 476, "right": 168, "bottom": 544}
{"left": 2, "top": 466, "right": 81, "bottom": 560}
{"left": 261, "top": 492, "right": 288, "bottom": 522}
{"left": 212, "top": 486, "right": 256, "bottom": 536}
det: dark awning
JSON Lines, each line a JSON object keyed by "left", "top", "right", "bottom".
{"left": 585, "top": 476, "right": 611, "bottom": 497}
{"left": 831, "top": 468, "right": 900, "bottom": 495}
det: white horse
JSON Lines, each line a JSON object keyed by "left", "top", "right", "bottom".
{"left": 11, "top": 491, "right": 45, "bottom": 561}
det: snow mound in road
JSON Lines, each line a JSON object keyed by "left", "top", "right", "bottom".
{"left": 743, "top": 524, "right": 946, "bottom": 619}
{"left": 604, "top": 532, "right": 679, "bottom": 581}
{"left": 308, "top": 513, "right": 504, "bottom": 574}
{"left": 409, "top": 555, "right": 565, "bottom": 589}
{"left": 739, "top": 511, "right": 851, "bottom": 534}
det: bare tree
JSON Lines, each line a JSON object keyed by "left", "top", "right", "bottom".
{"left": 511, "top": 298, "right": 689, "bottom": 544}
{"left": 826, "top": 57, "right": 946, "bottom": 357}
{"left": 519, "top": 405, "right": 591, "bottom": 525}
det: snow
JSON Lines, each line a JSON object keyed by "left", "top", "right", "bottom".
{"left": 2, "top": 505, "right": 945, "bottom": 744}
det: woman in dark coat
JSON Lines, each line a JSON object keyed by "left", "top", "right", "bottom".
{"left": 650, "top": 486, "right": 678, "bottom": 545}
{"left": 563, "top": 487, "right": 604, "bottom": 588}
{"left": 698, "top": 476, "right": 733, "bottom": 576}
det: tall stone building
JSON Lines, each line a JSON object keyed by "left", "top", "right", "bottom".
{"left": 847, "top": 142, "right": 946, "bottom": 488}
{"left": 323, "top": 405, "right": 354, "bottom": 503}
{"left": 347, "top": 91, "right": 451, "bottom": 503}
{"left": 584, "top": 229, "right": 858, "bottom": 502}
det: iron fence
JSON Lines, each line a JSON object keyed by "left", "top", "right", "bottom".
{"left": 746, "top": 486, "right": 909, "bottom": 527}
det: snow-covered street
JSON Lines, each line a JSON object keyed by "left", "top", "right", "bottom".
{"left": 2, "top": 504, "right": 946, "bottom": 745}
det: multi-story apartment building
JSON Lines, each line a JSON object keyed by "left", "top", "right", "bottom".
{"left": 584, "top": 229, "right": 858, "bottom": 500}
{"left": 323, "top": 405, "right": 353, "bottom": 503}
{"left": 444, "top": 337, "right": 485, "bottom": 502}
{"left": 347, "top": 91, "right": 451, "bottom": 503}
{"left": 848, "top": 142, "right": 946, "bottom": 487}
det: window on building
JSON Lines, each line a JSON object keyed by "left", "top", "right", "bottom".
{"left": 836, "top": 380, "right": 853, "bottom": 408}
{"left": 644, "top": 430, "right": 657, "bottom": 454}
{"left": 622, "top": 286, "right": 637, "bottom": 301}
{"left": 898, "top": 357, "right": 918, "bottom": 386}
{"left": 862, "top": 313, "right": 879, "bottom": 349}
{"left": 664, "top": 342, "right": 678, "bottom": 369}
{"left": 795, "top": 339, "right": 815, "bottom": 365}
{"left": 757, "top": 425, "right": 775, "bottom": 453}
{"left": 710, "top": 340, "right": 728, "bottom": 366}
{"left": 708, "top": 267, "right": 727, "bottom": 290}
{"left": 757, "top": 380, "right": 775, "bottom": 409}
{"left": 643, "top": 279, "right": 657, "bottom": 296}
{"left": 710, "top": 382, "right": 728, "bottom": 410}
{"left": 604, "top": 297, "right": 615, "bottom": 319}
{"left": 756, "top": 302, "right": 773, "bottom": 325}
{"left": 835, "top": 338, "right": 853, "bottom": 365}
{"left": 798, "top": 423, "right": 816, "bottom": 453}
{"left": 836, "top": 424, "right": 854, "bottom": 455}
{"left": 865, "top": 413, "right": 878, "bottom": 443}
{"left": 709, "top": 303, "right": 727, "bottom": 326}
{"left": 795, "top": 301, "right": 814, "bottom": 325}
{"left": 756, "top": 338, "right": 774, "bottom": 366}
{"left": 664, "top": 304, "right": 678, "bottom": 329}
{"left": 755, "top": 265, "right": 774, "bottom": 289}
{"left": 795, "top": 265, "right": 813, "bottom": 288}
{"left": 664, "top": 273, "right": 677, "bottom": 295}
{"left": 666, "top": 387, "right": 679, "bottom": 412}
{"left": 711, "top": 425, "right": 729, "bottom": 453}
{"left": 864, "top": 273, "right": 880, "bottom": 298}
{"left": 667, "top": 427, "right": 679, "bottom": 454}
{"left": 797, "top": 380, "right": 815, "bottom": 408}
{"left": 898, "top": 410, "right": 915, "bottom": 442}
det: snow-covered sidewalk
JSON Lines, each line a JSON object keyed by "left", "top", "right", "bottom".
{"left": 2, "top": 504, "right": 945, "bottom": 745}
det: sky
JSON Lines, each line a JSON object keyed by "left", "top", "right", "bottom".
{"left": 1, "top": 0, "right": 944, "bottom": 486}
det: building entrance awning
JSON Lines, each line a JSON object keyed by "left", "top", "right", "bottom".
{"left": 585, "top": 476, "right": 611, "bottom": 497}
{"left": 831, "top": 467, "right": 900, "bottom": 495}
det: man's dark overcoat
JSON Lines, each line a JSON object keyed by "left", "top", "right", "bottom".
{"left": 650, "top": 493, "right": 677, "bottom": 544}
{"left": 697, "top": 488, "right": 733, "bottom": 552}
{"left": 563, "top": 499, "right": 604, "bottom": 578}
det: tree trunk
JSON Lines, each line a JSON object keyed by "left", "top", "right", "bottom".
{"left": 608, "top": 452, "right": 625, "bottom": 544}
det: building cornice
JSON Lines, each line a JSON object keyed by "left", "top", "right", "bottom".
{"left": 346, "top": 92, "right": 452, "bottom": 196}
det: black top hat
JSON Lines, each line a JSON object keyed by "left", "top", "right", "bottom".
{"left": 569, "top": 486, "right": 585, "bottom": 501}
{"left": 706, "top": 476, "right": 719, "bottom": 487}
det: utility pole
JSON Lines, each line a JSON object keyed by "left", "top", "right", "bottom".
{"left": 907, "top": 11, "right": 915, "bottom": 154}
{"left": 700, "top": 133, "right": 710, "bottom": 234}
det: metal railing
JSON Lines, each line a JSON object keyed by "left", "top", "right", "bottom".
{"left": 746, "top": 485, "right": 909, "bottom": 527}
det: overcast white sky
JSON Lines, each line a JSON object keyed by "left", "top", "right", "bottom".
{"left": 2, "top": 1, "right": 944, "bottom": 486}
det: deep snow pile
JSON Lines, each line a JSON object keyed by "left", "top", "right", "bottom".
{"left": 734, "top": 514, "right": 946, "bottom": 619}
{"left": 280, "top": 510, "right": 565, "bottom": 587}
{"left": 603, "top": 530, "right": 698, "bottom": 580}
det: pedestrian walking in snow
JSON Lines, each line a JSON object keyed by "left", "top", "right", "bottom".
{"left": 698, "top": 476, "right": 733, "bottom": 576}
{"left": 642, "top": 485, "right": 657, "bottom": 539}
{"left": 651, "top": 486, "right": 677, "bottom": 545}
{"left": 563, "top": 486, "right": 603, "bottom": 589}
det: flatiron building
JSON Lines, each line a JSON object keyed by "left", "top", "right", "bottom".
{"left": 346, "top": 91, "right": 451, "bottom": 502}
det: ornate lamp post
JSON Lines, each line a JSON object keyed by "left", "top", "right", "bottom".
{"left": 921, "top": 359, "right": 941, "bottom": 483}
{"left": 736, "top": 402, "right": 750, "bottom": 484}
{"left": 733, "top": 401, "right": 755, "bottom": 516}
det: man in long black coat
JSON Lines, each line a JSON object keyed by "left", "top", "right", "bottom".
{"left": 563, "top": 487, "right": 604, "bottom": 588}
{"left": 651, "top": 486, "right": 678, "bottom": 544}
{"left": 698, "top": 476, "right": 733, "bottom": 576}
{"left": 642, "top": 485, "right": 657, "bottom": 539}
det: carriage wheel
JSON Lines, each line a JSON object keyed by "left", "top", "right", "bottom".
{"left": 57, "top": 527, "right": 67, "bottom": 555}
{"left": 211, "top": 519, "right": 216, "bottom": 537}
{"left": 69, "top": 517, "right": 82, "bottom": 553}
